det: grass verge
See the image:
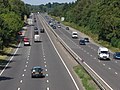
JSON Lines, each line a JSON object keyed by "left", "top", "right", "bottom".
{"left": 74, "top": 65, "right": 99, "bottom": 90}
{"left": 0, "top": 44, "right": 16, "bottom": 60}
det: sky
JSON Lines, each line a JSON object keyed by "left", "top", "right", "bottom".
{"left": 22, "top": 0, "right": 77, "bottom": 5}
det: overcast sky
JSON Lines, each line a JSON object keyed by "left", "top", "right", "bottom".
{"left": 22, "top": 0, "right": 77, "bottom": 5}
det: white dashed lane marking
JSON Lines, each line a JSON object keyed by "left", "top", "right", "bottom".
{"left": 103, "top": 64, "right": 105, "bottom": 66}
{"left": 45, "top": 65, "right": 47, "bottom": 67}
{"left": 115, "top": 72, "right": 118, "bottom": 75}
{"left": 24, "top": 69, "right": 26, "bottom": 72}
{"left": 108, "top": 67, "right": 111, "bottom": 70}
{"left": 90, "top": 55, "right": 93, "bottom": 57}
{"left": 94, "top": 57, "right": 96, "bottom": 59}
{"left": 27, "top": 58, "right": 29, "bottom": 60}
{"left": 47, "top": 80, "right": 49, "bottom": 83}
{"left": 20, "top": 80, "right": 23, "bottom": 83}
{"left": 44, "top": 61, "right": 46, "bottom": 64}
{"left": 46, "top": 74, "right": 48, "bottom": 77}
{"left": 25, "top": 65, "right": 27, "bottom": 67}
{"left": 22, "top": 74, "right": 25, "bottom": 77}
{"left": 47, "top": 87, "right": 50, "bottom": 90}
{"left": 45, "top": 69, "right": 47, "bottom": 71}
{"left": 17, "top": 88, "right": 21, "bottom": 90}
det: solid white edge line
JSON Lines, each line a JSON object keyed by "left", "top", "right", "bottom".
{"left": 0, "top": 43, "right": 21, "bottom": 76}
{"left": 40, "top": 14, "right": 113, "bottom": 90}
{"left": 41, "top": 19, "right": 79, "bottom": 90}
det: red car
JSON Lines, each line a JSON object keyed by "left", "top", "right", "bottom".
{"left": 23, "top": 37, "right": 30, "bottom": 46}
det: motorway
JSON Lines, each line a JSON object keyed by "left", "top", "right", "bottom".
{"left": 41, "top": 13, "right": 120, "bottom": 90}
{"left": 0, "top": 13, "right": 83, "bottom": 90}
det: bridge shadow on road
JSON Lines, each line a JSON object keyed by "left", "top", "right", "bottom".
{"left": 0, "top": 76, "right": 13, "bottom": 81}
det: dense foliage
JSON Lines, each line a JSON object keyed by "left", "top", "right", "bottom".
{"left": 0, "top": 0, "right": 30, "bottom": 49}
{"left": 32, "top": 0, "right": 120, "bottom": 48}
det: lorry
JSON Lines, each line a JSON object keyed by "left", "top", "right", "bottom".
{"left": 27, "top": 18, "right": 33, "bottom": 26}
{"left": 98, "top": 47, "right": 110, "bottom": 60}
{"left": 34, "top": 34, "right": 41, "bottom": 42}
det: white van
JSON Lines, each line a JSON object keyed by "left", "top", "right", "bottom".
{"left": 98, "top": 47, "right": 110, "bottom": 60}
{"left": 34, "top": 35, "right": 41, "bottom": 42}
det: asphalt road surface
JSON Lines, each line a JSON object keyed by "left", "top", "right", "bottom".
{"left": 41, "top": 13, "right": 120, "bottom": 90}
{"left": 0, "top": 14, "right": 80, "bottom": 90}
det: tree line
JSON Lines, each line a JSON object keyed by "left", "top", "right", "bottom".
{"left": 29, "top": 0, "right": 120, "bottom": 48}
{"left": 0, "top": 0, "right": 30, "bottom": 50}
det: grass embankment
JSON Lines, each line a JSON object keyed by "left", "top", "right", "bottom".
{"left": 74, "top": 65, "right": 99, "bottom": 90}
{"left": 0, "top": 44, "right": 16, "bottom": 60}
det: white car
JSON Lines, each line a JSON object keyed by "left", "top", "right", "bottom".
{"left": 72, "top": 32, "right": 78, "bottom": 38}
{"left": 57, "top": 25, "right": 61, "bottom": 28}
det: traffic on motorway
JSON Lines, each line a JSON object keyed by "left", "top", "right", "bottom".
{"left": 43, "top": 13, "right": 120, "bottom": 90}
{"left": 0, "top": 13, "right": 81, "bottom": 90}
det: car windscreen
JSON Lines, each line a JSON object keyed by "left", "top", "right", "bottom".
{"left": 73, "top": 33, "right": 77, "bottom": 35}
{"left": 116, "top": 53, "right": 120, "bottom": 57}
{"left": 33, "top": 68, "right": 43, "bottom": 72}
{"left": 101, "top": 51, "right": 108, "bottom": 54}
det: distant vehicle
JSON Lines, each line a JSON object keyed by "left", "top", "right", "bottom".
{"left": 27, "top": 18, "right": 33, "bottom": 26}
{"left": 23, "top": 37, "right": 30, "bottom": 46}
{"left": 31, "top": 66, "right": 43, "bottom": 78}
{"left": 49, "top": 22, "right": 53, "bottom": 27}
{"left": 57, "top": 25, "right": 61, "bottom": 28}
{"left": 72, "top": 32, "right": 78, "bottom": 38}
{"left": 113, "top": 52, "right": 120, "bottom": 60}
{"left": 79, "top": 39, "right": 86, "bottom": 45}
{"left": 34, "top": 34, "right": 41, "bottom": 42}
{"left": 40, "top": 28, "right": 44, "bottom": 33}
{"left": 57, "top": 21, "right": 60, "bottom": 24}
{"left": 34, "top": 27, "right": 38, "bottom": 30}
{"left": 52, "top": 25, "right": 56, "bottom": 29}
{"left": 98, "top": 47, "right": 110, "bottom": 60}
{"left": 34, "top": 19, "right": 36, "bottom": 22}
{"left": 84, "top": 38, "right": 89, "bottom": 42}
{"left": 66, "top": 27, "right": 69, "bottom": 30}
{"left": 34, "top": 30, "right": 39, "bottom": 35}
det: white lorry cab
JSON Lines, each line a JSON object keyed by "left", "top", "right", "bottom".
{"left": 27, "top": 18, "right": 33, "bottom": 26}
{"left": 34, "top": 35, "right": 41, "bottom": 42}
{"left": 98, "top": 47, "right": 110, "bottom": 60}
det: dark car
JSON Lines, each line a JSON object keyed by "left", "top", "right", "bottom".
{"left": 66, "top": 27, "right": 69, "bottom": 30}
{"left": 79, "top": 39, "right": 86, "bottom": 45}
{"left": 34, "top": 27, "right": 38, "bottom": 30}
{"left": 34, "top": 30, "right": 39, "bottom": 35}
{"left": 34, "top": 19, "right": 36, "bottom": 22}
{"left": 113, "top": 52, "right": 120, "bottom": 60}
{"left": 40, "top": 28, "right": 44, "bottom": 33}
{"left": 31, "top": 66, "right": 43, "bottom": 78}
{"left": 84, "top": 38, "right": 89, "bottom": 42}
{"left": 52, "top": 25, "right": 56, "bottom": 29}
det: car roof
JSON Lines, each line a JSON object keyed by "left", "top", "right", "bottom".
{"left": 115, "top": 52, "right": 120, "bottom": 54}
{"left": 32, "top": 66, "right": 42, "bottom": 69}
{"left": 72, "top": 31, "right": 77, "bottom": 33}
{"left": 99, "top": 47, "right": 108, "bottom": 51}
{"left": 80, "top": 39, "right": 85, "bottom": 41}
